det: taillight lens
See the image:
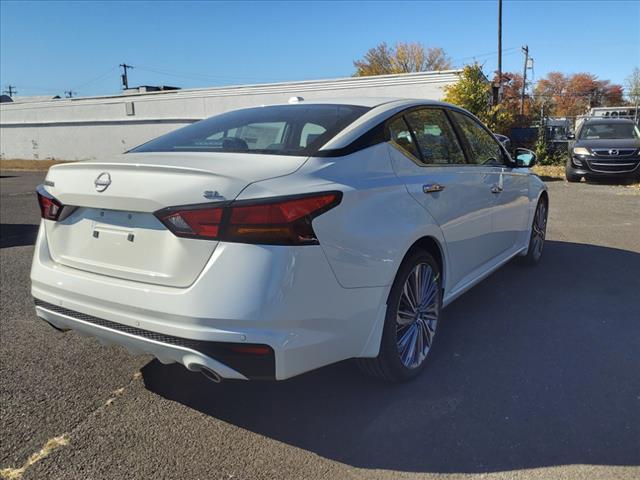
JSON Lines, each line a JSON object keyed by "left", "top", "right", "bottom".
{"left": 162, "top": 207, "right": 223, "bottom": 238}
{"left": 36, "top": 185, "right": 64, "bottom": 221}
{"left": 155, "top": 191, "right": 342, "bottom": 245}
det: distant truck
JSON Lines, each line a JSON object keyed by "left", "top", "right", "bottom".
{"left": 544, "top": 117, "right": 571, "bottom": 155}
{"left": 575, "top": 106, "right": 639, "bottom": 133}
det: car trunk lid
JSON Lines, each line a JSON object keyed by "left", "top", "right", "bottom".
{"left": 42, "top": 152, "right": 308, "bottom": 287}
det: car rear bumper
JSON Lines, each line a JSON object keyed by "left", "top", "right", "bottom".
{"left": 31, "top": 224, "right": 388, "bottom": 380}
{"left": 35, "top": 299, "right": 275, "bottom": 380}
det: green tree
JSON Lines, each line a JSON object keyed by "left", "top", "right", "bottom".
{"left": 353, "top": 42, "right": 452, "bottom": 77}
{"left": 442, "top": 64, "right": 489, "bottom": 118}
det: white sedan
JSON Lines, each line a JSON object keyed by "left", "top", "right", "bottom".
{"left": 31, "top": 98, "right": 547, "bottom": 383}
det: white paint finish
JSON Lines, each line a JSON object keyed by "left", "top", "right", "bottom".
{"left": 32, "top": 225, "right": 388, "bottom": 380}
{"left": 388, "top": 144, "right": 500, "bottom": 291}
{"left": 45, "top": 152, "right": 308, "bottom": 211}
{"left": 491, "top": 168, "right": 531, "bottom": 256}
{"left": 1, "top": 71, "right": 462, "bottom": 160}
{"left": 36, "top": 306, "right": 249, "bottom": 380}
{"left": 45, "top": 209, "right": 217, "bottom": 288}
{"left": 236, "top": 143, "right": 447, "bottom": 289}
{"left": 30, "top": 98, "right": 546, "bottom": 381}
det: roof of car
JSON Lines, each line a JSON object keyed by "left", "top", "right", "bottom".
{"left": 274, "top": 97, "right": 453, "bottom": 109}
{"left": 582, "top": 117, "right": 636, "bottom": 124}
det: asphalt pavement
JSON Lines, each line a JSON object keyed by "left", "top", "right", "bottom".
{"left": 1, "top": 170, "right": 639, "bottom": 480}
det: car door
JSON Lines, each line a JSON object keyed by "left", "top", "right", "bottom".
{"left": 387, "top": 107, "right": 498, "bottom": 291}
{"left": 448, "top": 111, "right": 530, "bottom": 257}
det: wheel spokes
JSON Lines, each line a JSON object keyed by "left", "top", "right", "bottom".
{"left": 396, "top": 262, "right": 439, "bottom": 369}
{"left": 532, "top": 203, "right": 547, "bottom": 256}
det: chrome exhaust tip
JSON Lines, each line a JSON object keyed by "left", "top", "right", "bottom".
{"left": 199, "top": 366, "right": 222, "bottom": 383}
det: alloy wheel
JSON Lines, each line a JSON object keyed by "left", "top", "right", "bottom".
{"left": 531, "top": 201, "right": 547, "bottom": 260}
{"left": 396, "top": 263, "right": 439, "bottom": 369}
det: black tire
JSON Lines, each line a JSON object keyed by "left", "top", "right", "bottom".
{"left": 565, "top": 163, "right": 581, "bottom": 183}
{"left": 357, "top": 249, "right": 442, "bottom": 382}
{"left": 519, "top": 197, "right": 548, "bottom": 266}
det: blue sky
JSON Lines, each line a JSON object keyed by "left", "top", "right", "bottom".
{"left": 1, "top": 0, "right": 638, "bottom": 98}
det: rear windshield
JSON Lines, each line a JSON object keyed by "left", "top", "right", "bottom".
{"left": 579, "top": 123, "right": 640, "bottom": 140}
{"left": 130, "top": 104, "right": 370, "bottom": 156}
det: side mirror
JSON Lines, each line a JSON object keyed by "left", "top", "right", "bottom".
{"left": 514, "top": 148, "right": 537, "bottom": 168}
{"left": 566, "top": 133, "right": 575, "bottom": 140}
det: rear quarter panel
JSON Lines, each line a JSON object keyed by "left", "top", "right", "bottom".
{"left": 237, "top": 143, "right": 447, "bottom": 289}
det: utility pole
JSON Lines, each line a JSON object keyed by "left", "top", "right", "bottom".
{"left": 3, "top": 85, "right": 17, "bottom": 97}
{"left": 493, "top": 0, "right": 503, "bottom": 105}
{"left": 497, "top": 0, "right": 502, "bottom": 103}
{"left": 119, "top": 63, "right": 133, "bottom": 90}
{"left": 64, "top": 90, "right": 76, "bottom": 98}
{"left": 520, "top": 45, "right": 529, "bottom": 115}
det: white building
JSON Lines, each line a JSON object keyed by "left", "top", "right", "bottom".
{"left": 0, "top": 70, "right": 463, "bottom": 161}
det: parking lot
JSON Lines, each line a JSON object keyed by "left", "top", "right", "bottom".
{"left": 1, "top": 170, "right": 639, "bottom": 480}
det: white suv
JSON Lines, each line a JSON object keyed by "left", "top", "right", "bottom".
{"left": 31, "top": 98, "right": 547, "bottom": 383}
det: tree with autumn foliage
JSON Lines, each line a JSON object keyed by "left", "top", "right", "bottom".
{"left": 353, "top": 42, "right": 452, "bottom": 76}
{"left": 534, "top": 72, "right": 625, "bottom": 117}
{"left": 442, "top": 64, "right": 515, "bottom": 134}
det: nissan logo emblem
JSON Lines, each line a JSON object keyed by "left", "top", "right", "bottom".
{"left": 94, "top": 172, "right": 112, "bottom": 192}
{"left": 608, "top": 149, "right": 619, "bottom": 156}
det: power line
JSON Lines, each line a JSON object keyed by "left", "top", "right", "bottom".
{"left": 452, "top": 46, "right": 519, "bottom": 64}
{"left": 134, "top": 64, "right": 282, "bottom": 84}
{"left": 71, "top": 66, "right": 119, "bottom": 91}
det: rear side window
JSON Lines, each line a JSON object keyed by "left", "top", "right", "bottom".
{"left": 450, "top": 111, "right": 504, "bottom": 166}
{"left": 130, "top": 104, "right": 370, "bottom": 156}
{"left": 405, "top": 109, "right": 465, "bottom": 164}
{"left": 388, "top": 116, "right": 420, "bottom": 159}
{"left": 300, "top": 123, "right": 327, "bottom": 147}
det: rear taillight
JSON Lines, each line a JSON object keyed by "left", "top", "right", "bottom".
{"left": 36, "top": 185, "right": 63, "bottom": 221}
{"left": 155, "top": 191, "right": 342, "bottom": 245}
{"left": 162, "top": 207, "right": 223, "bottom": 239}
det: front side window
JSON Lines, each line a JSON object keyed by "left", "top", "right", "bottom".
{"left": 405, "top": 109, "right": 465, "bottom": 164}
{"left": 451, "top": 111, "right": 504, "bottom": 166}
{"left": 130, "top": 104, "right": 370, "bottom": 156}
{"left": 579, "top": 123, "right": 640, "bottom": 140}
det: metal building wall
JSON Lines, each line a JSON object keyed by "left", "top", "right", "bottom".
{"left": 0, "top": 70, "right": 461, "bottom": 160}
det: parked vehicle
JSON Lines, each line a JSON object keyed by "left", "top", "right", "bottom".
{"left": 544, "top": 117, "right": 571, "bottom": 155}
{"left": 509, "top": 126, "right": 538, "bottom": 150}
{"left": 31, "top": 98, "right": 548, "bottom": 383}
{"left": 566, "top": 118, "right": 640, "bottom": 182}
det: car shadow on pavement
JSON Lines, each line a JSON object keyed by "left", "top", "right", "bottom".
{"left": 142, "top": 240, "right": 640, "bottom": 474}
{"left": 0, "top": 224, "right": 39, "bottom": 248}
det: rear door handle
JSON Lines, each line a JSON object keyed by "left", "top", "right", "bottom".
{"left": 423, "top": 183, "right": 445, "bottom": 194}
{"left": 491, "top": 185, "right": 503, "bottom": 194}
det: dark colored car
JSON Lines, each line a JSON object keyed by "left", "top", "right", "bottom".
{"left": 566, "top": 118, "right": 640, "bottom": 182}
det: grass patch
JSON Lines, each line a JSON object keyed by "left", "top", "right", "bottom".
{"left": 0, "top": 159, "right": 75, "bottom": 171}
{"left": 532, "top": 165, "right": 565, "bottom": 181}
{"left": 532, "top": 165, "right": 639, "bottom": 190}
{"left": 0, "top": 434, "right": 69, "bottom": 479}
